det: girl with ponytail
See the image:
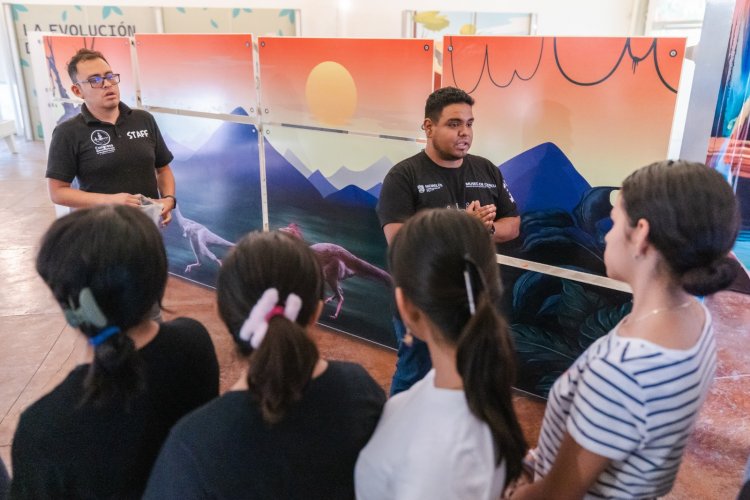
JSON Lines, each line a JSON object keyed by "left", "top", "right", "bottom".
{"left": 355, "top": 208, "right": 527, "bottom": 499}
{"left": 11, "top": 205, "right": 219, "bottom": 499}
{"left": 512, "top": 161, "right": 741, "bottom": 499}
{"left": 145, "top": 230, "right": 385, "bottom": 499}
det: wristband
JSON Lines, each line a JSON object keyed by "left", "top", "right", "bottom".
{"left": 162, "top": 194, "right": 177, "bottom": 208}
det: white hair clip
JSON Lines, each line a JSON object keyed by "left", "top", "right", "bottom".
{"left": 238, "top": 288, "right": 303, "bottom": 349}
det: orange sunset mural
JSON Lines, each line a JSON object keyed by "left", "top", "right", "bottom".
{"left": 257, "top": 38, "right": 434, "bottom": 346}
{"left": 258, "top": 37, "right": 434, "bottom": 138}
{"left": 135, "top": 34, "right": 256, "bottom": 115}
{"left": 41, "top": 35, "right": 135, "bottom": 137}
{"left": 43, "top": 35, "right": 135, "bottom": 102}
{"left": 444, "top": 36, "right": 685, "bottom": 188}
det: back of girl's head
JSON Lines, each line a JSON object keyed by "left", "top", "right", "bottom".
{"left": 621, "top": 160, "right": 740, "bottom": 295}
{"left": 389, "top": 209, "right": 527, "bottom": 484}
{"left": 36, "top": 205, "right": 167, "bottom": 405}
{"left": 217, "top": 230, "right": 323, "bottom": 423}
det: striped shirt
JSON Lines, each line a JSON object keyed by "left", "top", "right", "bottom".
{"left": 534, "top": 304, "right": 716, "bottom": 499}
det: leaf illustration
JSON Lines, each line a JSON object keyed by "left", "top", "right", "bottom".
{"left": 102, "top": 6, "right": 111, "bottom": 19}
{"left": 511, "top": 271, "right": 562, "bottom": 323}
{"left": 521, "top": 209, "right": 574, "bottom": 235}
{"left": 112, "top": 6, "right": 123, "bottom": 15}
{"left": 210, "top": 19, "right": 218, "bottom": 29}
{"left": 520, "top": 226, "right": 605, "bottom": 273}
{"left": 20, "top": 58, "right": 29, "bottom": 67}
{"left": 535, "top": 373, "right": 562, "bottom": 398}
{"left": 460, "top": 23, "right": 476, "bottom": 35}
{"left": 557, "top": 279, "right": 608, "bottom": 332}
{"left": 62, "top": 11, "right": 67, "bottom": 21}
{"left": 573, "top": 186, "right": 618, "bottom": 236}
{"left": 279, "top": 9, "right": 296, "bottom": 24}
{"left": 11, "top": 4, "right": 28, "bottom": 21}
{"left": 232, "top": 8, "right": 240, "bottom": 18}
{"left": 511, "top": 323, "right": 579, "bottom": 363}
{"left": 36, "top": 123, "right": 44, "bottom": 138}
{"left": 537, "top": 294, "right": 560, "bottom": 317}
{"left": 243, "top": 8, "right": 252, "bottom": 13}
{"left": 579, "top": 301, "right": 632, "bottom": 350}
{"left": 176, "top": 7, "right": 186, "bottom": 14}
{"left": 413, "top": 11, "right": 450, "bottom": 31}
{"left": 74, "top": 5, "right": 82, "bottom": 11}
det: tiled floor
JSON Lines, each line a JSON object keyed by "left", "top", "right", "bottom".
{"left": 0, "top": 140, "right": 748, "bottom": 498}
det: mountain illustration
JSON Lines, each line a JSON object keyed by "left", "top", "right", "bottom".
{"left": 367, "top": 182, "right": 382, "bottom": 198}
{"left": 328, "top": 156, "right": 394, "bottom": 190}
{"left": 185, "top": 107, "right": 259, "bottom": 180}
{"left": 325, "top": 185, "right": 378, "bottom": 209}
{"left": 284, "top": 149, "right": 313, "bottom": 177}
{"left": 499, "top": 142, "right": 590, "bottom": 214}
{"left": 308, "top": 170, "right": 338, "bottom": 198}
{"left": 161, "top": 131, "right": 195, "bottom": 162}
{"left": 264, "top": 139, "right": 325, "bottom": 209}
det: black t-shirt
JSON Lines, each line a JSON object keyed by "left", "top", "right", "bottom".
{"left": 45, "top": 102, "right": 174, "bottom": 199}
{"left": 144, "top": 361, "right": 386, "bottom": 500}
{"left": 376, "top": 151, "right": 517, "bottom": 227}
{"left": 10, "top": 318, "right": 219, "bottom": 500}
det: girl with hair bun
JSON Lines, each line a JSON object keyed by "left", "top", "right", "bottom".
{"left": 355, "top": 208, "right": 527, "bottom": 499}
{"left": 512, "top": 160, "right": 740, "bottom": 499}
{"left": 11, "top": 205, "right": 219, "bottom": 499}
{"left": 145, "top": 230, "right": 385, "bottom": 499}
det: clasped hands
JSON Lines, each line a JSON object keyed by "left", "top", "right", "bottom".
{"left": 466, "top": 200, "right": 496, "bottom": 232}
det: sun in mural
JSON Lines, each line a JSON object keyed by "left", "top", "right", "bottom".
{"left": 304, "top": 61, "right": 357, "bottom": 126}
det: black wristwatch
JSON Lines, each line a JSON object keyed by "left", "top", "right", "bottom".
{"left": 162, "top": 194, "right": 177, "bottom": 208}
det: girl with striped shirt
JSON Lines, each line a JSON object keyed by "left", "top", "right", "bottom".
{"left": 512, "top": 161, "right": 740, "bottom": 499}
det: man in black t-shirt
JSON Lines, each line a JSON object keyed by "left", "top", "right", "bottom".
{"left": 377, "top": 86, "right": 519, "bottom": 395}
{"left": 46, "top": 48, "right": 176, "bottom": 224}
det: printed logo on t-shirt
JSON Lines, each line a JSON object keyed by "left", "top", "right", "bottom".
{"left": 503, "top": 180, "right": 515, "bottom": 202}
{"left": 127, "top": 129, "right": 149, "bottom": 139}
{"left": 417, "top": 183, "right": 443, "bottom": 193}
{"left": 90, "top": 130, "right": 115, "bottom": 155}
{"left": 465, "top": 181, "right": 497, "bottom": 190}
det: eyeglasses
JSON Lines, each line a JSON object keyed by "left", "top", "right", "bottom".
{"left": 75, "top": 74, "right": 120, "bottom": 88}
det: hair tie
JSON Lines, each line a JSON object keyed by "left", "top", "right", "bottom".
{"left": 239, "top": 288, "right": 303, "bottom": 349}
{"left": 265, "top": 305, "right": 285, "bottom": 321}
{"left": 89, "top": 326, "right": 121, "bottom": 346}
{"left": 63, "top": 287, "right": 108, "bottom": 329}
{"left": 463, "top": 255, "right": 477, "bottom": 315}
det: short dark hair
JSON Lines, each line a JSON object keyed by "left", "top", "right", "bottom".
{"left": 620, "top": 160, "right": 740, "bottom": 295}
{"left": 36, "top": 205, "right": 167, "bottom": 405}
{"left": 217, "top": 231, "right": 324, "bottom": 423}
{"left": 389, "top": 209, "right": 527, "bottom": 486}
{"left": 67, "top": 48, "right": 109, "bottom": 83}
{"left": 425, "top": 86, "right": 475, "bottom": 122}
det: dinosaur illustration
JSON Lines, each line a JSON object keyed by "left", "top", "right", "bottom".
{"left": 173, "top": 207, "right": 235, "bottom": 273}
{"left": 280, "top": 223, "right": 392, "bottom": 319}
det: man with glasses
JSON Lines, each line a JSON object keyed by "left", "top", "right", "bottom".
{"left": 46, "top": 48, "right": 176, "bottom": 224}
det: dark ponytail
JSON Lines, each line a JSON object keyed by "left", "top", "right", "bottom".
{"left": 389, "top": 209, "right": 527, "bottom": 486}
{"left": 457, "top": 294, "right": 526, "bottom": 482}
{"left": 247, "top": 315, "right": 318, "bottom": 423}
{"left": 83, "top": 333, "right": 145, "bottom": 407}
{"left": 217, "top": 231, "right": 324, "bottom": 424}
{"left": 36, "top": 205, "right": 167, "bottom": 407}
{"left": 621, "top": 160, "right": 740, "bottom": 295}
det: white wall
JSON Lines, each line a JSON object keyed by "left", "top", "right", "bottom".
{"left": 5, "top": 0, "right": 640, "bottom": 37}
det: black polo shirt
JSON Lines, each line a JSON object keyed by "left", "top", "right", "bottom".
{"left": 376, "top": 151, "right": 518, "bottom": 227}
{"left": 46, "top": 102, "right": 174, "bottom": 199}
